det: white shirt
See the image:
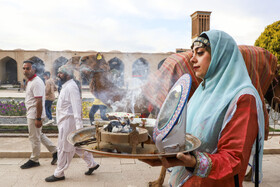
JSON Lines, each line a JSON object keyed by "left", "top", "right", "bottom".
{"left": 25, "top": 76, "right": 46, "bottom": 119}
{"left": 56, "top": 79, "right": 83, "bottom": 152}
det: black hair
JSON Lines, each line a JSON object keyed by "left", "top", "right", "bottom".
{"left": 23, "top": 60, "right": 34, "bottom": 65}
{"left": 200, "top": 33, "right": 209, "bottom": 40}
{"left": 200, "top": 33, "right": 211, "bottom": 53}
{"left": 23, "top": 60, "right": 37, "bottom": 71}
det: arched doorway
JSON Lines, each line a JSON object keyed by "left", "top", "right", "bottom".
{"left": 27, "top": 56, "right": 45, "bottom": 80}
{"left": 108, "top": 57, "right": 125, "bottom": 88}
{"left": 0, "top": 57, "right": 18, "bottom": 85}
{"left": 132, "top": 58, "right": 149, "bottom": 81}
{"left": 53, "top": 56, "right": 68, "bottom": 77}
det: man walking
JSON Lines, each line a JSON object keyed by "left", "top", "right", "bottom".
{"left": 45, "top": 65, "right": 99, "bottom": 182}
{"left": 89, "top": 98, "right": 109, "bottom": 125}
{"left": 43, "top": 71, "right": 56, "bottom": 125}
{"left": 21, "top": 60, "right": 57, "bottom": 169}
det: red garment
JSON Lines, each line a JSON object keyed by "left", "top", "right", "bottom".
{"left": 183, "top": 94, "right": 258, "bottom": 187}
{"left": 26, "top": 74, "right": 37, "bottom": 85}
{"left": 28, "top": 73, "right": 37, "bottom": 81}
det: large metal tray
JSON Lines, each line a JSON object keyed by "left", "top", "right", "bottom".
{"left": 67, "top": 126, "right": 201, "bottom": 159}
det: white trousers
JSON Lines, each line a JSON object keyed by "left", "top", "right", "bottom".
{"left": 27, "top": 118, "right": 57, "bottom": 162}
{"left": 54, "top": 147, "right": 97, "bottom": 177}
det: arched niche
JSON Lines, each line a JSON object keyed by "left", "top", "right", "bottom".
{"left": 53, "top": 56, "right": 68, "bottom": 77}
{"left": 132, "top": 57, "right": 149, "bottom": 81}
{"left": 26, "top": 56, "right": 45, "bottom": 80}
{"left": 0, "top": 56, "right": 18, "bottom": 85}
{"left": 108, "top": 57, "right": 125, "bottom": 87}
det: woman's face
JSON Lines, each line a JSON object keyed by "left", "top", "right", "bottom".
{"left": 190, "top": 46, "right": 211, "bottom": 79}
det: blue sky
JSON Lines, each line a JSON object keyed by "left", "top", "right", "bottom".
{"left": 0, "top": 0, "right": 279, "bottom": 52}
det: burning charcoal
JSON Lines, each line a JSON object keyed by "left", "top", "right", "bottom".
{"left": 120, "top": 125, "right": 132, "bottom": 133}
{"left": 103, "top": 124, "right": 109, "bottom": 131}
{"left": 110, "top": 120, "right": 122, "bottom": 126}
{"left": 104, "top": 120, "right": 122, "bottom": 132}
{"left": 103, "top": 124, "right": 113, "bottom": 132}
{"left": 112, "top": 126, "right": 122, "bottom": 133}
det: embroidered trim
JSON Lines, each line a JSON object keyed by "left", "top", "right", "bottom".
{"left": 193, "top": 152, "right": 212, "bottom": 177}
{"left": 191, "top": 37, "right": 210, "bottom": 49}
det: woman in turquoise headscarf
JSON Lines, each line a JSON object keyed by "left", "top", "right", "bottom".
{"left": 143, "top": 30, "right": 264, "bottom": 187}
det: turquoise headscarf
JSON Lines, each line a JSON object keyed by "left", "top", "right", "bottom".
{"left": 187, "top": 30, "right": 263, "bottom": 152}
{"left": 169, "top": 30, "right": 264, "bottom": 186}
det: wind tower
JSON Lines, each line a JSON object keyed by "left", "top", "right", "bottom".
{"left": 190, "top": 11, "right": 211, "bottom": 41}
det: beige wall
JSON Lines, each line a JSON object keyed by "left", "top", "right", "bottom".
{"left": 0, "top": 49, "right": 173, "bottom": 85}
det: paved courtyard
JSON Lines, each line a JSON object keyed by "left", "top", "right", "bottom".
{"left": 0, "top": 157, "right": 169, "bottom": 187}
{"left": 0, "top": 136, "right": 279, "bottom": 186}
{"left": 1, "top": 154, "right": 280, "bottom": 187}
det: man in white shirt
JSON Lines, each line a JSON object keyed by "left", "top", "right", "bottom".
{"left": 21, "top": 60, "right": 57, "bottom": 169}
{"left": 45, "top": 65, "right": 99, "bottom": 182}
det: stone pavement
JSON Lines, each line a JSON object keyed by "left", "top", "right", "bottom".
{"left": 0, "top": 136, "right": 280, "bottom": 186}
{"left": 0, "top": 137, "right": 170, "bottom": 187}
{"left": 0, "top": 155, "right": 279, "bottom": 187}
{"left": 0, "top": 157, "right": 169, "bottom": 187}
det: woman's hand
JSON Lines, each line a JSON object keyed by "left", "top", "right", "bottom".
{"left": 161, "top": 152, "right": 196, "bottom": 168}
{"left": 139, "top": 152, "right": 196, "bottom": 168}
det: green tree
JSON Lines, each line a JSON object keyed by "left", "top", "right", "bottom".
{"left": 255, "top": 20, "right": 280, "bottom": 65}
